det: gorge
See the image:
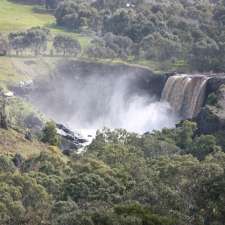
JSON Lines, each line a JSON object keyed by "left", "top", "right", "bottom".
{"left": 12, "top": 60, "right": 222, "bottom": 141}
{"left": 23, "top": 60, "right": 177, "bottom": 135}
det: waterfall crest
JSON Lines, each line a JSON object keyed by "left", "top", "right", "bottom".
{"left": 161, "top": 74, "right": 209, "bottom": 119}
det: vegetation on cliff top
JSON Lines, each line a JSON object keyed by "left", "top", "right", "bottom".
{"left": 2, "top": 0, "right": 225, "bottom": 72}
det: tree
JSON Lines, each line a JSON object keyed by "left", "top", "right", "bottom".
{"left": 140, "top": 32, "right": 182, "bottom": 60}
{"left": 53, "top": 35, "right": 81, "bottom": 56}
{"left": 55, "top": 2, "right": 97, "bottom": 31}
{"left": 45, "top": 0, "right": 59, "bottom": 10}
{"left": 189, "top": 36, "right": 220, "bottom": 71}
{"left": 191, "top": 135, "right": 219, "bottom": 160}
{"left": 86, "top": 33, "right": 133, "bottom": 59}
{"left": 114, "top": 203, "right": 176, "bottom": 225}
{"left": 8, "top": 32, "right": 27, "bottom": 55}
{"left": 41, "top": 121, "right": 60, "bottom": 146}
{"left": 103, "top": 9, "right": 131, "bottom": 37}
{"left": 25, "top": 27, "right": 49, "bottom": 55}
{"left": 92, "top": 0, "right": 127, "bottom": 12}
{"left": 0, "top": 173, "right": 51, "bottom": 225}
{"left": 0, "top": 34, "right": 8, "bottom": 56}
{"left": 8, "top": 27, "right": 49, "bottom": 56}
{"left": 103, "top": 32, "right": 133, "bottom": 58}
{"left": 175, "top": 121, "right": 197, "bottom": 150}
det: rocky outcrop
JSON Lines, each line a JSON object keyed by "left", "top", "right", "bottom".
{"left": 56, "top": 124, "right": 87, "bottom": 155}
{"left": 206, "top": 75, "right": 225, "bottom": 96}
{"left": 197, "top": 84, "right": 225, "bottom": 134}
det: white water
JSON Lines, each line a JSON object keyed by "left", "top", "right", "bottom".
{"left": 59, "top": 74, "right": 179, "bottom": 136}
{"left": 29, "top": 73, "right": 179, "bottom": 139}
{"left": 67, "top": 95, "right": 177, "bottom": 135}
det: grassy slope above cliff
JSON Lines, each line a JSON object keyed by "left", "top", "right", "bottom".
{"left": 0, "top": 0, "right": 92, "bottom": 45}
{"left": 0, "top": 56, "right": 161, "bottom": 90}
{"left": 0, "top": 57, "right": 54, "bottom": 88}
{"left": 0, "top": 0, "right": 54, "bottom": 33}
{"left": 0, "top": 128, "right": 48, "bottom": 157}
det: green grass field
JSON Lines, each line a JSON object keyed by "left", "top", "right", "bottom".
{"left": 0, "top": 0, "right": 54, "bottom": 33}
{"left": 0, "top": 0, "right": 93, "bottom": 86}
{"left": 0, "top": 0, "right": 92, "bottom": 47}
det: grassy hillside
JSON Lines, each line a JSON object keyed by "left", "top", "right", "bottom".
{"left": 0, "top": 1, "right": 93, "bottom": 85}
{"left": 0, "top": 0, "right": 92, "bottom": 46}
{"left": 0, "top": 57, "right": 20, "bottom": 88}
{"left": 0, "top": 0, "right": 54, "bottom": 33}
{"left": 0, "top": 128, "right": 48, "bottom": 157}
{"left": 0, "top": 57, "right": 56, "bottom": 89}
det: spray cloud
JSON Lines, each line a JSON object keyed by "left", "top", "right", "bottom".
{"left": 29, "top": 70, "right": 178, "bottom": 135}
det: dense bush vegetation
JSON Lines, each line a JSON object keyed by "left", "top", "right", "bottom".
{"left": 6, "top": 0, "right": 225, "bottom": 72}
{"left": 8, "top": 27, "right": 49, "bottom": 55}
{"left": 7, "top": 28, "right": 81, "bottom": 57}
{"left": 41, "top": 121, "right": 60, "bottom": 146}
{"left": 53, "top": 34, "right": 81, "bottom": 56}
{"left": 33, "top": 0, "right": 224, "bottom": 71}
{"left": 1, "top": 121, "right": 225, "bottom": 225}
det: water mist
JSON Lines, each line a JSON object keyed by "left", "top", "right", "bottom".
{"left": 28, "top": 70, "right": 179, "bottom": 138}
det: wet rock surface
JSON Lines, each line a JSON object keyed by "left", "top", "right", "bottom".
{"left": 206, "top": 75, "right": 225, "bottom": 95}
{"left": 56, "top": 123, "right": 88, "bottom": 154}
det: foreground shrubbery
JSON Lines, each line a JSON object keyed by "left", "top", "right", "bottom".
{"left": 1, "top": 121, "right": 225, "bottom": 225}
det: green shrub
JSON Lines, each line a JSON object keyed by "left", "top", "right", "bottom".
{"left": 207, "top": 93, "right": 218, "bottom": 106}
{"left": 0, "top": 156, "right": 16, "bottom": 173}
{"left": 41, "top": 121, "right": 60, "bottom": 146}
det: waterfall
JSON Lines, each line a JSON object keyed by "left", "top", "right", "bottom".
{"left": 161, "top": 74, "right": 209, "bottom": 119}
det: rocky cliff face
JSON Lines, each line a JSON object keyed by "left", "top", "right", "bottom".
{"left": 197, "top": 84, "right": 225, "bottom": 134}
{"left": 54, "top": 60, "right": 170, "bottom": 98}
{"left": 13, "top": 59, "right": 169, "bottom": 98}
